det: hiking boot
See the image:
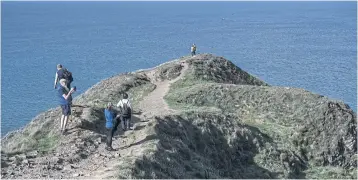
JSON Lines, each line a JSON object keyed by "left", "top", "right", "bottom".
{"left": 105, "top": 146, "right": 114, "bottom": 151}
{"left": 61, "top": 129, "right": 68, "bottom": 135}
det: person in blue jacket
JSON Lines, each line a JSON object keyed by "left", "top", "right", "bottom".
{"left": 104, "top": 102, "right": 121, "bottom": 151}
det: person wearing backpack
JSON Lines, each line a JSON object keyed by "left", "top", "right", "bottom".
{"left": 54, "top": 64, "right": 73, "bottom": 89}
{"left": 58, "top": 79, "right": 76, "bottom": 135}
{"left": 116, "top": 92, "right": 132, "bottom": 131}
{"left": 104, "top": 102, "right": 121, "bottom": 151}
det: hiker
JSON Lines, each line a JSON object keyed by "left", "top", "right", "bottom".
{"left": 104, "top": 102, "right": 121, "bottom": 151}
{"left": 191, "top": 44, "right": 196, "bottom": 56}
{"left": 54, "top": 64, "right": 73, "bottom": 89}
{"left": 58, "top": 79, "right": 75, "bottom": 134}
{"left": 116, "top": 92, "right": 132, "bottom": 131}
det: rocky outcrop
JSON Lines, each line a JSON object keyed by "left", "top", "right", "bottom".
{"left": 292, "top": 101, "right": 357, "bottom": 168}
{"left": 186, "top": 54, "right": 268, "bottom": 86}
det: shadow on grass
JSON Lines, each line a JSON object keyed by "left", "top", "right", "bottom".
{"left": 120, "top": 134, "right": 157, "bottom": 149}
{"left": 130, "top": 113, "right": 306, "bottom": 179}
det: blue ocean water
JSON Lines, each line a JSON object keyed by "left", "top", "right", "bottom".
{"left": 1, "top": 1, "right": 356, "bottom": 136}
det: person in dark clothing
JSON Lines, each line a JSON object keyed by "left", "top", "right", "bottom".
{"left": 116, "top": 93, "right": 132, "bottom": 131}
{"left": 104, "top": 102, "right": 121, "bottom": 151}
{"left": 58, "top": 79, "right": 75, "bottom": 134}
{"left": 54, "top": 64, "right": 71, "bottom": 89}
{"left": 191, "top": 44, "right": 197, "bottom": 56}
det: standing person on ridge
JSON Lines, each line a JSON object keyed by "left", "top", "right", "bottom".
{"left": 104, "top": 102, "right": 121, "bottom": 151}
{"left": 58, "top": 79, "right": 75, "bottom": 135}
{"left": 116, "top": 92, "right": 132, "bottom": 131}
{"left": 191, "top": 43, "right": 197, "bottom": 56}
{"left": 54, "top": 64, "right": 73, "bottom": 89}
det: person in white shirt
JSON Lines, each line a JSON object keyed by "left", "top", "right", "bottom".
{"left": 116, "top": 92, "right": 132, "bottom": 130}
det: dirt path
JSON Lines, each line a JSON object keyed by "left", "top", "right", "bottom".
{"left": 138, "top": 62, "right": 189, "bottom": 118}
{"left": 88, "top": 61, "right": 189, "bottom": 178}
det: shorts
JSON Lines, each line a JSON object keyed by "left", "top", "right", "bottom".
{"left": 61, "top": 104, "right": 71, "bottom": 116}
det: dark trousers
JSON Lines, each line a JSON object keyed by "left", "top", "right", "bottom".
{"left": 191, "top": 51, "right": 196, "bottom": 56}
{"left": 106, "top": 117, "right": 120, "bottom": 148}
{"left": 121, "top": 116, "right": 131, "bottom": 130}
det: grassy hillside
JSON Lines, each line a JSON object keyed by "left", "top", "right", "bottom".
{"left": 1, "top": 54, "right": 356, "bottom": 179}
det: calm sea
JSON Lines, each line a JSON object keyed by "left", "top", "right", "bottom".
{"left": 1, "top": 1, "right": 356, "bottom": 135}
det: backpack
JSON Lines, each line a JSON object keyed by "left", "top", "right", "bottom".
{"left": 63, "top": 68, "right": 73, "bottom": 83}
{"left": 121, "top": 100, "right": 131, "bottom": 117}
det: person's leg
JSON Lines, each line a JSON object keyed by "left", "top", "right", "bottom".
{"left": 60, "top": 105, "right": 66, "bottom": 131}
{"left": 60, "top": 115, "right": 65, "bottom": 130}
{"left": 63, "top": 104, "right": 71, "bottom": 132}
{"left": 63, "top": 116, "right": 68, "bottom": 132}
{"left": 126, "top": 117, "right": 131, "bottom": 130}
{"left": 106, "top": 128, "right": 113, "bottom": 149}
{"left": 106, "top": 125, "right": 117, "bottom": 150}
{"left": 121, "top": 116, "right": 126, "bottom": 131}
{"left": 124, "top": 117, "right": 128, "bottom": 130}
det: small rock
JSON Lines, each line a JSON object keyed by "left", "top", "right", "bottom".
{"left": 16, "top": 154, "right": 26, "bottom": 160}
{"left": 1, "top": 161, "right": 9, "bottom": 168}
{"left": 55, "top": 165, "right": 63, "bottom": 170}
{"left": 67, "top": 154, "right": 81, "bottom": 164}
{"left": 73, "top": 173, "right": 80, "bottom": 177}
{"left": 114, "top": 153, "right": 121, "bottom": 158}
{"left": 14, "top": 160, "right": 22, "bottom": 166}
{"left": 26, "top": 151, "right": 38, "bottom": 159}
{"left": 63, "top": 165, "right": 72, "bottom": 171}
{"left": 97, "top": 137, "right": 102, "bottom": 143}
{"left": 22, "top": 159, "right": 29, "bottom": 164}
{"left": 94, "top": 154, "right": 100, "bottom": 158}
{"left": 51, "top": 157, "right": 59, "bottom": 163}
{"left": 8, "top": 157, "right": 16, "bottom": 162}
{"left": 27, "top": 159, "right": 35, "bottom": 164}
{"left": 51, "top": 157, "right": 64, "bottom": 164}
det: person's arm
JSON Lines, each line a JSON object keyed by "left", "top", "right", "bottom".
{"left": 54, "top": 72, "right": 58, "bottom": 89}
{"left": 62, "top": 88, "right": 74, "bottom": 100}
